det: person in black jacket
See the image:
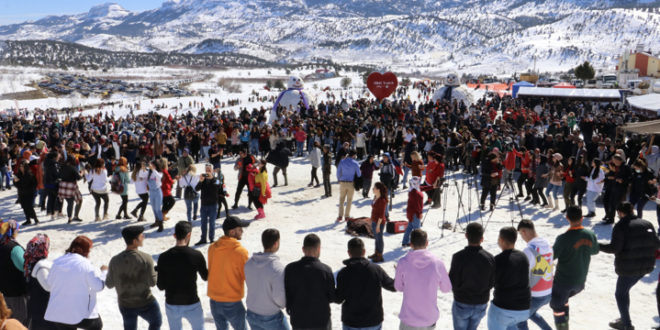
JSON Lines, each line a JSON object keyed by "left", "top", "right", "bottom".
{"left": 487, "top": 227, "right": 530, "bottom": 329}
{"left": 284, "top": 234, "right": 336, "bottom": 330}
{"left": 599, "top": 202, "right": 660, "bottom": 330}
{"left": 602, "top": 154, "right": 631, "bottom": 224}
{"left": 195, "top": 164, "right": 219, "bottom": 245}
{"left": 449, "top": 222, "right": 495, "bottom": 330}
{"left": 157, "top": 221, "right": 208, "bottom": 330}
{"left": 43, "top": 151, "right": 61, "bottom": 220}
{"left": 321, "top": 145, "right": 332, "bottom": 198}
{"left": 335, "top": 237, "right": 395, "bottom": 329}
{"left": 480, "top": 153, "right": 502, "bottom": 211}
{"left": 628, "top": 159, "right": 656, "bottom": 219}
{"left": 14, "top": 160, "right": 38, "bottom": 226}
{"left": 267, "top": 142, "right": 292, "bottom": 187}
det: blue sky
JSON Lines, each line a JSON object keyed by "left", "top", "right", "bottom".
{"left": 0, "top": 0, "right": 165, "bottom": 25}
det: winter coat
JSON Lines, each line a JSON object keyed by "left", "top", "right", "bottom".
{"left": 360, "top": 161, "right": 378, "bottom": 180}
{"left": 394, "top": 249, "right": 451, "bottom": 327}
{"left": 207, "top": 236, "right": 249, "bottom": 303}
{"left": 244, "top": 252, "right": 286, "bottom": 316}
{"left": 336, "top": 257, "right": 395, "bottom": 328}
{"left": 45, "top": 253, "right": 107, "bottom": 325}
{"left": 599, "top": 215, "right": 660, "bottom": 277}
{"left": 284, "top": 256, "right": 336, "bottom": 329}
{"left": 449, "top": 246, "right": 495, "bottom": 305}
{"left": 105, "top": 249, "right": 157, "bottom": 309}
{"left": 308, "top": 147, "right": 322, "bottom": 169}
{"left": 27, "top": 259, "right": 55, "bottom": 330}
{"left": 266, "top": 143, "right": 291, "bottom": 169}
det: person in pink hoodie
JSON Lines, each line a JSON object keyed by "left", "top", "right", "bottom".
{"left": 394, "top": 229, "right": 452, "bottom": 329}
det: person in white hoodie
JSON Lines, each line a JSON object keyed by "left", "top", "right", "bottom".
{"left": 84, "top": 159, "right": 109, "bottom": 222}
{"left": 517, "top": 220, "right": 554, "bottom": 330}
{"left": 244, "top": 229, "right": 288, "bottom": 330}
{"left": 585, "top": 158, "right": 605, "bottom": 218}
{"left": 45, "top": 236, "right": 107, "bottom": 330}
{"left": 307, "top": 142, "right": 322, "bottom": 188}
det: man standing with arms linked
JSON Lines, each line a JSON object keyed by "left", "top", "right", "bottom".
{"left": 337, "top": 149, "right": 361, "bottom": 222}
{"left": 106, "top": 225, "right": 162, "bottom": 330}
{"left": 487, "top": 227, "right": 530, "bottom": 329}
{"left": 244, "top": 229, "right": 289, "bottom": 330}
{"left": 207, "top": 216, "right": 250, "bottom": 330}
{"left": 157, "top": 221, "right": 208, "bottom": 330}
{"left": 449, "top": 222, "right": 495, "bottom": 330}
{"left": 285, "top": 234, "right": 336, "bottom": 330}
{"left": 599, "top": 202, "right": 660, "bottom": 330}
{"left": 336, "top": 237, "right": 396, "bottom": 330}
{"left": 395, "top": 229, "right": 452, "bottom": 330}
{"left": 551, "top": 205, "right": 599, "bottom": 330}
{"left": 517, "top": 219, "right": 553, "bottom": 330}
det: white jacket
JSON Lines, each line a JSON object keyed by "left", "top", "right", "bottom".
{"left": 134, "top": 169, "right": 149, "bottom": 195}
{"left": 308, "top": 147, "right": 322, "bottom": 169}
{"left": 86, "top": 169, "right": 108, "bottom": 193}
{"left": 45, "top": 253, "right": 107, "bottom": 325}
{"left": 586, "top": 167, "right": 605, "bottom": 193}
{"left": 32, "top": 259, "right": 52, "bottom": 291}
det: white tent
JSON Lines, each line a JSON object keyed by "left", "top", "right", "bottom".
{"left": 627, "top": 93, "right": 660, "bottom": 117}
{"left": 516, "top": 87, "right": 621, "bottom": 100}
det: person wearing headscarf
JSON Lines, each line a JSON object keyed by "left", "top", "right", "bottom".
{"left": 23, "top": 234, "right": 56, "bottom": 329}
{"left": 0, "top": 220, "right": 28, "bottom": 326}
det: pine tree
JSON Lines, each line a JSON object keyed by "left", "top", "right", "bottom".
{"left": 574, "top": 61, "right": 595, "bottom": 81}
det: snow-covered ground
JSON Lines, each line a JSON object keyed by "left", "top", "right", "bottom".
{"left": 7, "top": 159, "right": 660, "bottom": 330}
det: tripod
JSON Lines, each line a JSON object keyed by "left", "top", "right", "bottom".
{"left": 484, "top": 173, "right": 524, "bottom": 231}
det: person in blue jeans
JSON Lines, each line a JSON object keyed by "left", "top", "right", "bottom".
{"left": 369, "top": 182, "right": 388, "bottom": 263}
{"left": 487, "top": 227, "right": 530, "bottom": 330}
{"left": 516, "top": 220, "right": 553, "bottom": 330}
{"left": 245, "top": 229, "right": 290, "bottom": 330}
{"left": 157, "top": 221, "right": 208, "bottom": 330}
{"left": 107, "top": 225, "right": 162, "bottom": 330}
{"left": 195, "top": 164, "right": 219, "bottom": 245}
{"left": 449, "top": 222, "right": 495, "bottom": 330}
{"left": 402, "top": 177, "right": 425, "bottom": 247}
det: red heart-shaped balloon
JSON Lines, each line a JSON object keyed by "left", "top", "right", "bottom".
{"left": 367, "top": 72, "right": 398, "bottom": 100}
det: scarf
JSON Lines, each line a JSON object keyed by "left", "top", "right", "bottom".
{"left": 24, "top": 234, "right": 50, "bottom": 277}
{"left": 0, "top": 220, "right": 18, "bottom": 245}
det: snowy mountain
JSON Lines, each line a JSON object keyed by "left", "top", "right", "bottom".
{"left": 1, "top": 0, "right": 660, "bottom": 72}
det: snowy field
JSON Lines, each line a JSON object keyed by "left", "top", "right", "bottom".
{"left": 6, "top": 159, "right": 660, "bottom": 330}
{"left": 0, "top": 65, "right": 658, "bottom": 329}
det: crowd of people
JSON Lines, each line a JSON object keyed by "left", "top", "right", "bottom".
{"left": 0, "top": 80, "right": 659, "bottom": 330}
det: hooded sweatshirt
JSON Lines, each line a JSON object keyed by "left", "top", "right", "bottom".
{"left": 244, "top": 252, "right": 286, "bottom": 316}
{"left": 646, "top": 145, "right": 660, "bottom": 175}
{"left": 207, "top": 236, "right": 249, "bottom": 302}
{"left": 394, "top": 249, "right": 451, "bottom": 327}
{"left": 522, "top": 237, "right": 553, "bottom": 297}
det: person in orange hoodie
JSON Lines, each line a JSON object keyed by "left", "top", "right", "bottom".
{"left": 207, "top": 216, "right": 250, "bottom": 330}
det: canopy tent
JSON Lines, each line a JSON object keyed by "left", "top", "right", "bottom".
{"left": 512, "top": 81, "right": 534, "bottom": 98}
{"left": 466, "top": 82, "right": 512, "bottom": 97}
{"left": 516, "top": 87, "right": 621, "bottom": 100}
{"left": 627, "top": 93, "right": 660, "bottom": 118}
{"left": 553, "top": 82, "right": 576, "bottom": 89}
{"left": 621, "top": 119, "right": 660, "bottom": 134}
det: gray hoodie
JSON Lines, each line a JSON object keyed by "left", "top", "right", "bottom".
{"left": 244, "top": 252, "right": 286, "bottom": 316}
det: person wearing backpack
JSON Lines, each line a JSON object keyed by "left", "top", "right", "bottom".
{"left": 113, "top": 157, "right": 131, "bottom": 220}
{"left": 599, "top": 202, "right": 660, "bottom": 330}
{"left": 179, "top": 165, "right": 199, "bottom": 223}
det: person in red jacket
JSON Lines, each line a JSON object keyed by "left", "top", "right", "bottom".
{"left": 514, "top": 147, "right": 532, "bottom": 199}
{"left": 401, "top": 176, "right": 433, "bottom": 247}
{"left": 480, "top": 153, "right": 503, "bottom": 211}
{"left": 160, "top": 159, "right": 176, "bottom": 221}
{"left": 424, "top": 152, "right": 444, "bottom": 207}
